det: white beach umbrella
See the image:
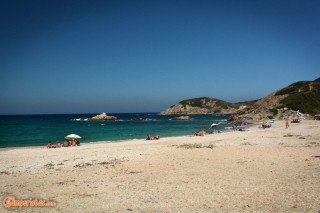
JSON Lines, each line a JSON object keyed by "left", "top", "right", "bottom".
{"left": 210, "top": 122, "right": 222, "bottom": 128}
{"left": 65, "top": 134, "right": 82, "bottom": 140}
{"left": 211, "top": 123, "right": 218, "bottom": 127}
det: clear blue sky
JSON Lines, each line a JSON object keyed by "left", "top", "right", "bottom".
{"left": 1, "top": 0, "right": 319, "bottom": 115}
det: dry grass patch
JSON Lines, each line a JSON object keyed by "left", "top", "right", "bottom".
{"left": 240, "top": 142, "right": 252, "bottom": 146}
{"left": 44, "top": 162, "right": 55, "bottom": 169}
{"left": 177, "top": 143, "right": 216, "bottom": 149}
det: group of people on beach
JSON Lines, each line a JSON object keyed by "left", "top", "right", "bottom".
{"left": 48, "top": 134, "right": 160, "bottom": 147}
{"left": 47, "top": 139, "right": 80, "bottom": 148}
{"left": 146, "top": 129, "right": 209, "bottom": 140}
{"left": 146, "top": 134, "right": 160, "bottom": 140}
{"left": 261, "top": 123, "right": 272, "bottom": 128}
{"left": 47, "top": 141, "right": 61, "bottom": 148}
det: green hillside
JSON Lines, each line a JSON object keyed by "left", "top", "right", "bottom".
{"left": 179, "top": 97, "right": 213, "bottom": 108}
{"left": 178, "top": 97, "right": 236, "bottom": 109}
{"left": 275, "top": 78, "right": 320, "bottom": 114}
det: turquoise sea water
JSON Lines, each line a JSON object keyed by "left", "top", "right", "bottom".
{"left": 0, "top": 113, "right": 231, "bottom": 148}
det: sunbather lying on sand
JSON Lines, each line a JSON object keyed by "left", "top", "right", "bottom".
{"left": 47, "top": 141, "right": 52, "bottom": 148}
{"left": 146, "top": 134, "right": 160, "bottom": 140}
{"left": 194, "top": 129, "right": 206, "bottom": 136}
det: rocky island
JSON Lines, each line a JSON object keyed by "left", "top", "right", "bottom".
{"left": 90, "top": 112, "right": 117, "bottom": 121}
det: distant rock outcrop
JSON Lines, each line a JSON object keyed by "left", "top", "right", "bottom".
{"left": 90, "top": 113, "right": 117, "bottom": 121}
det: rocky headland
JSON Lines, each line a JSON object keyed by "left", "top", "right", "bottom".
{"left": 160, "top": 77, "right": 320, "bottom": 123}
{"left": 160, "top": 97, "right": 245, "bottom": 115}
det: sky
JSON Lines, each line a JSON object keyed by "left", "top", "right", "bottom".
{"left": 0, "top": 0, "right": 319, "bottom": 115}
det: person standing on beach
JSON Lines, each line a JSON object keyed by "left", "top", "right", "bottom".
{"left": 285, "top": 118, "right": 289, "bottom": 128}
{"left": 232, "top": 123, "right": 236, "bottom": 131}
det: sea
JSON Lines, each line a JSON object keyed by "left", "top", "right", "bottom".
{"left": 0, "top": 113, "right": 232, "bottom": 148}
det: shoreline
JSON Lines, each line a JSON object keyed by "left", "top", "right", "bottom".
{"left": 0, "top": 113, "right": 232, "bottom": 150}
{"left": 0, "top": 135, "right": 191, "bottom": 151}
{"left": 0, "top": 133, "right": 209, "bottom": 151}
{"left": 0, "top": 128, "right": 237, "bottom": 151}
{"left": 1, "top": 120, "right": 319, "bottom": 212}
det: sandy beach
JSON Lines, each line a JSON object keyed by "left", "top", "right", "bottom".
{"left": 1, "top": 120, "right": 320, "bottom": 212}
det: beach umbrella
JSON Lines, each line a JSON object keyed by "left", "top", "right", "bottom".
{"left": 210, "top": 121, "right": 224, "bottom": 128}
{"left": 65, "top": 134, "right": 81, "bottom": 140}
{"left": 210, "top": 123, "right": 220, "bottom": 130}
{"left": 210, "top": 123, "right": 221, "bottom": 132}
{"left": 210, "top": 123, "right": 218, "bottom": 128}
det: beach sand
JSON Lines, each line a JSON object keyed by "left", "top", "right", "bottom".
{"left": 1, "top": 120, "right": 320, "bottom": 212}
